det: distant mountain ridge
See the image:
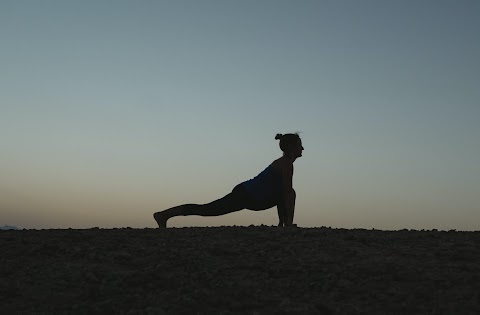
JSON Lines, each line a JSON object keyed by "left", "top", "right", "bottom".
{"left": 0, "top": 225, "right": 18, "bottom": 230}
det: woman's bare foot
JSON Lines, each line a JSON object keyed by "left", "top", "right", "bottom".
{"left": 153, "top": 212, "right": 167, "bottom": 228}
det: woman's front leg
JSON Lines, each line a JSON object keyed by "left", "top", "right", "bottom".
{"left": 277, "top": 203, "right": 287, "bottom": 227}
{"left": 283, "top": 189, "right": 296, "bottom": 226}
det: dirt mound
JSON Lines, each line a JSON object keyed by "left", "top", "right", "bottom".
{"left": 1, "top": 226, "right": 479, "bottom": 314}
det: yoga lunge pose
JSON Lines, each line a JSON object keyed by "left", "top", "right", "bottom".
{"left": 154, "top": 133, "right": 304, "bottom": 228}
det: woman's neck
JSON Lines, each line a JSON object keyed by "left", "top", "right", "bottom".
{"left": 282, "top": 154, "right": 296, "bottom": 164}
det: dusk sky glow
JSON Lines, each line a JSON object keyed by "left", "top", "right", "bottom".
{"left": 1, "top": 0, "right": 479, "bottom": 230}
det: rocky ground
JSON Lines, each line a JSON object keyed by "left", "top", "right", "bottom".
{"left": 1, "top": 226, "right": 479, "bottom": 314}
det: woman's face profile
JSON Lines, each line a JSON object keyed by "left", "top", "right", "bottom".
{"left": 290, "top": 139, "right": 304, "bottom": 158}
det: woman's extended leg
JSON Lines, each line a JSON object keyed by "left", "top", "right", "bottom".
{"left": 154, "top": 184, "right": 247, "bottom": 228}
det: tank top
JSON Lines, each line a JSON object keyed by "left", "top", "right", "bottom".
{"left": 242, "top": 165, "right": 282, "bottom": 203}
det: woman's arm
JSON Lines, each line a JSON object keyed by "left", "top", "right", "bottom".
{"left": 279, "top": 163, "right": 295, "bottom": 225}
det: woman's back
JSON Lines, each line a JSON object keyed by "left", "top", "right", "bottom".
{"left": 242, "top": 164, "right": 282, "bottom": 203}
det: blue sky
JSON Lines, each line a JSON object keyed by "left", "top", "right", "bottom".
{"left": 1, "top": 0, "right": 479, "bottom": 230}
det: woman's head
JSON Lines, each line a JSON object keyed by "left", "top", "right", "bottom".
{"left": 275, "top": 133, "right": 304, "bottom": 158}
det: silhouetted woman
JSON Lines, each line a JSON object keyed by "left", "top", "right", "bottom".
{"left": 154, "top": 133, "right": 304, "bottom": 228}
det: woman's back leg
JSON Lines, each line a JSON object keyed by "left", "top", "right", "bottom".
{"left": 154, "top": 185, "right": 247, "bottom": 227}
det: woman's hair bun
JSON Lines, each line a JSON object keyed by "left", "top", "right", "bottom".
{"left": 275, "top": 133, "right": 283, "bottom": 140}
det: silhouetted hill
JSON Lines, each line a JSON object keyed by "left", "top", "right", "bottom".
{"left": 0, "top": 225, "right": 18, "bottom": 230}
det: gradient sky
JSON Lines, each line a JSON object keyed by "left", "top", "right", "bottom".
{"left": 1, "top": 0, "right": 479, "bottom": 230}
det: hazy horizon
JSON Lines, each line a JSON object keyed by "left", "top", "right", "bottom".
{"left": 1, "top": 1, "right": 479, "bottom": 230}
